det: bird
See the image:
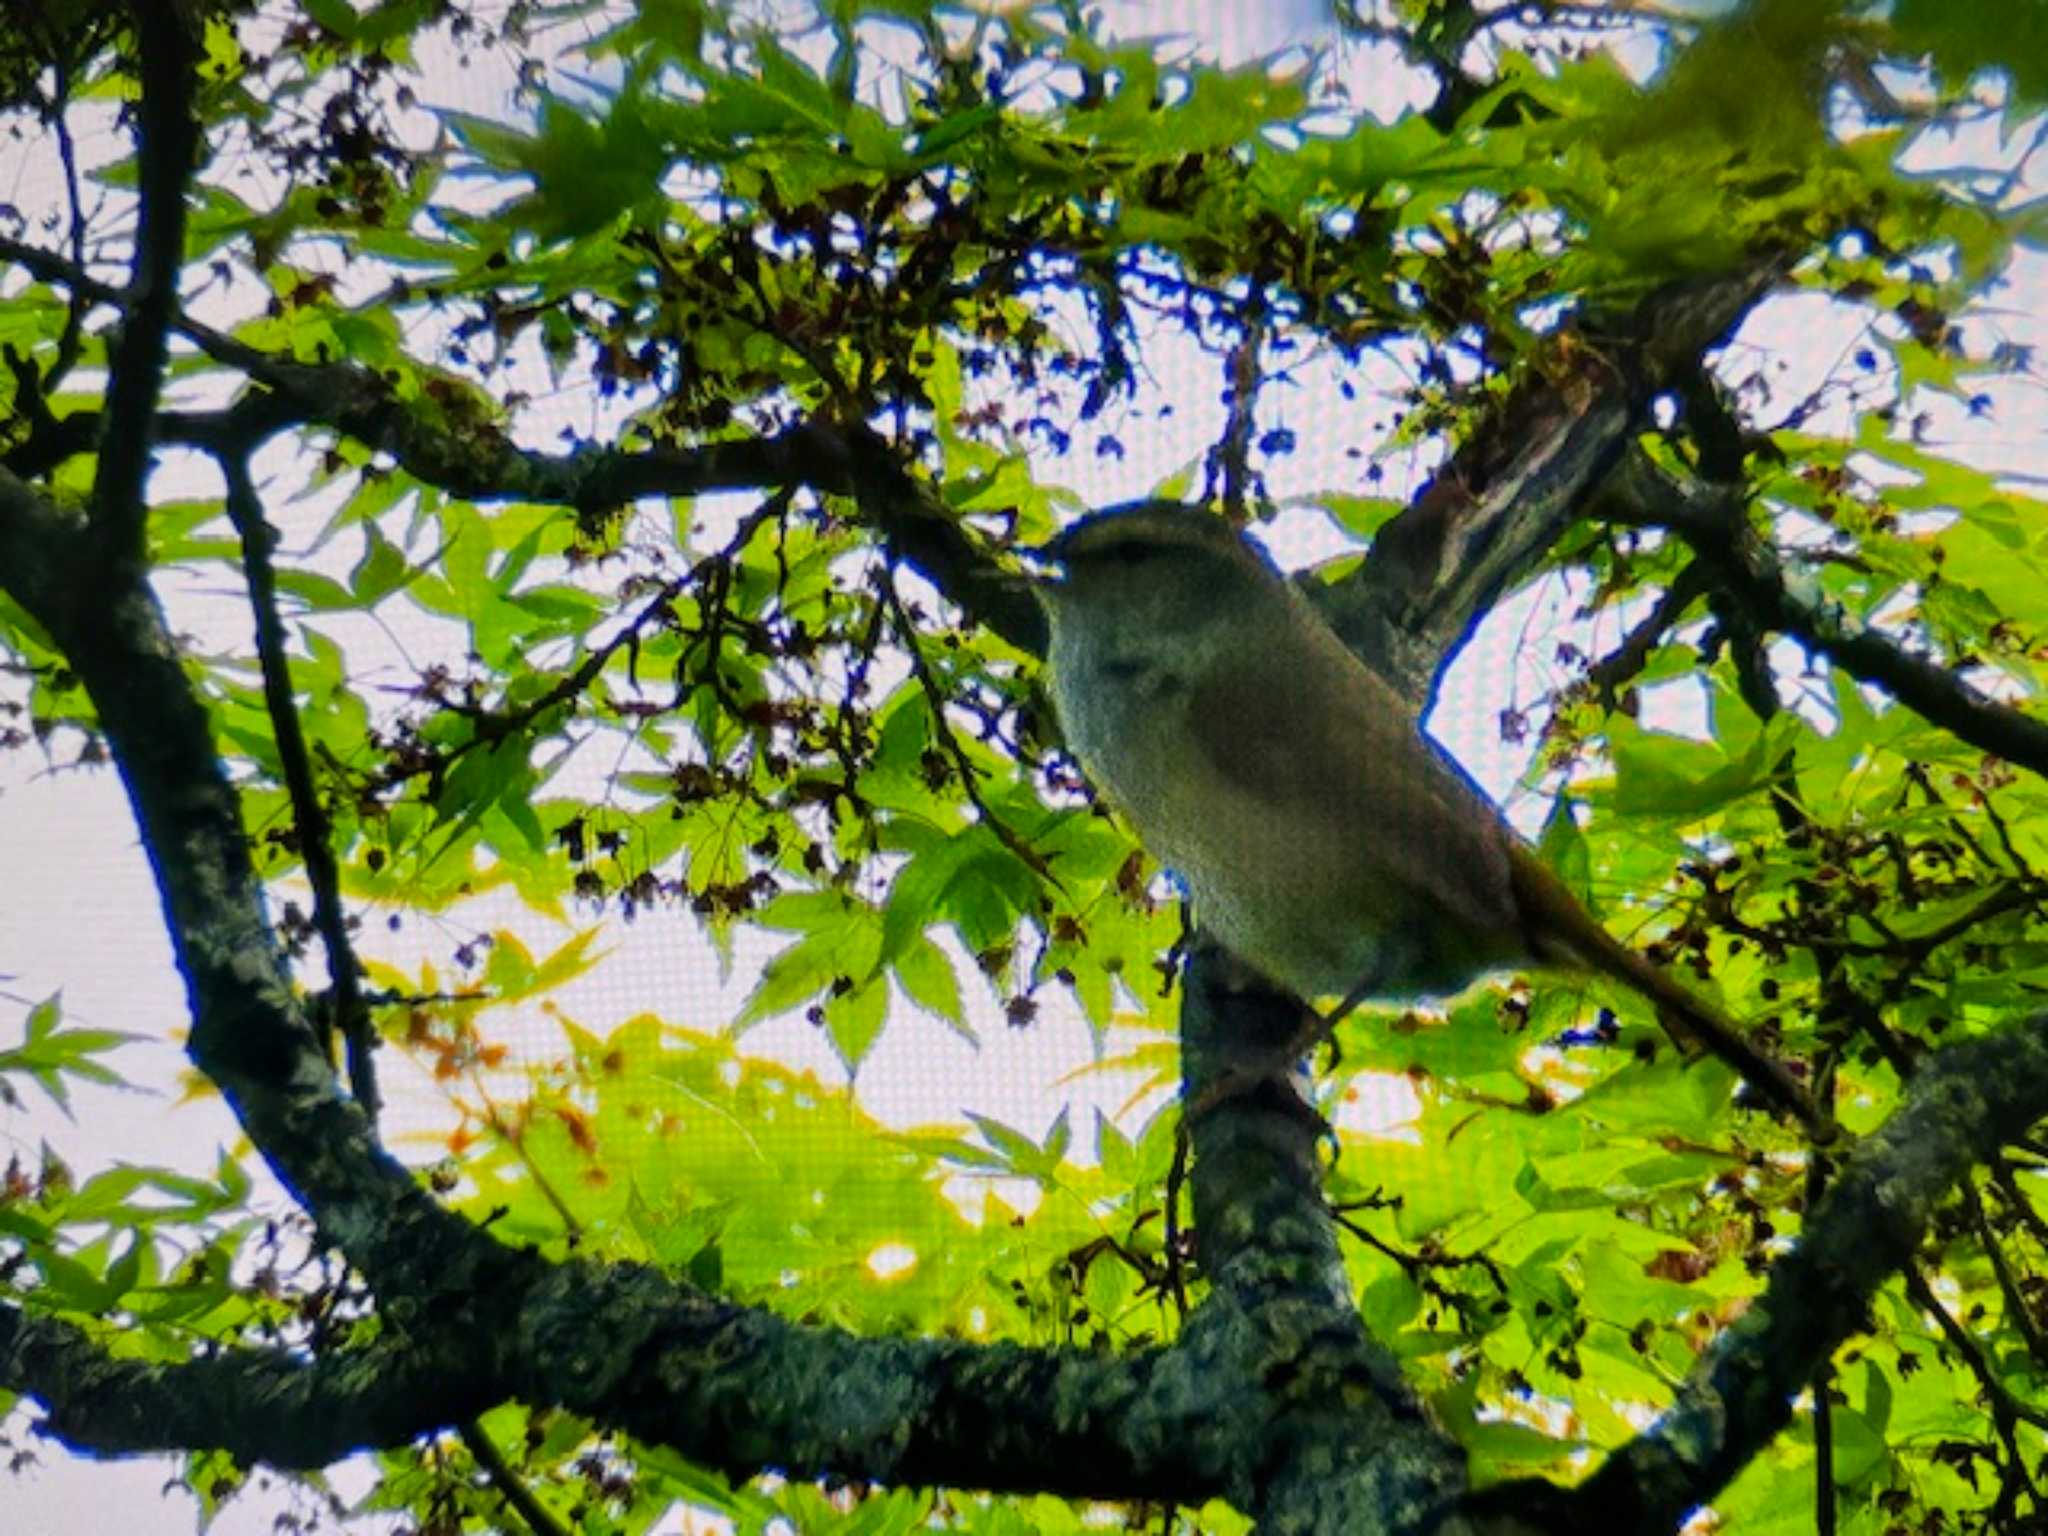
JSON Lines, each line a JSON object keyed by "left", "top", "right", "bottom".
{"left": 1028, "top": 501, "right": 1818, "bottom": 1134}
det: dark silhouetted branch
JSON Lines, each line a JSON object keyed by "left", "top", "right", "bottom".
{"left": 90, "top": 3, "right": 200, "bottom": 555}
{"left": 1602, "top": 446, "right": 2048, "bottom": 782}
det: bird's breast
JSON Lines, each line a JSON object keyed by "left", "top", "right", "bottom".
{"left": 1058, "top": 666, "right": 1354, "bottom": 987}
{"left": 1048, "top": 628, "right": 1522, "bottom": 1003}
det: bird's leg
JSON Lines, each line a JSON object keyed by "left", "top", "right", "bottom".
{"left": 1277, "top": 972, "right": 1383, "bottom": 1075}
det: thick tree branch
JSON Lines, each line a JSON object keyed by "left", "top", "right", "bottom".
{"left": 1510, "top": 1010, "right": 2048, "bottom": 1532}
{"left": 1177, "top": 944, "right": 1468, "bottom": 1533}
{"left": 0, "top": 1302, "right": 492, "bottom": 1466}
{"left": 0, "top": 464, "right": 94, "bottom": 625}
{"left": 0, "top": 1240, "right": 1255, "bottom": 1503}
{"left": 0, "top": 466, "right": 442, "bottom": 1273}
{"left": 89, "top": 3, "right": 199, "bottom": 556}
{"left": 1, "top": 472, "right": 552, "bottom": 1453}
{"left": 1318, "top": 258, "right": 1795, "bottom": 703}
{"left": 0, "top": 1258, "right": 1236, "bottom": 1503}
{"left": 1599, "top": 447, "right": 2048, "bottom": 781}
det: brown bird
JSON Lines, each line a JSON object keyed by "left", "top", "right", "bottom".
{"left": 1030, "top": 502, "right": 1817, "bottom": 1134}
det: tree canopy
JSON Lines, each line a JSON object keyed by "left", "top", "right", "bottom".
{"left": 2, "top": 1, "right": 2048, "bottom": 1533}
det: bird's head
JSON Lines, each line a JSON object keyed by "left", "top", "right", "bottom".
{"left": 1028, "top": 503, "right": 1283, "bottom": 652}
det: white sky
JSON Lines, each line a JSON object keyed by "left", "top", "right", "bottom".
{"left": 2, "top": 2, "right": 2044, "bottom": 1531}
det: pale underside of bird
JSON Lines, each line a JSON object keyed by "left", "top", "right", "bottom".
{"left": 1032, "top": 503, "right": 1818, "bottom": 1133}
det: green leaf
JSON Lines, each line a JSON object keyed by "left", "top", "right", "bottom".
{"left": 25, "top": 992, "right": 57, "bottom": 1042}
{"left": 346, "top": 524, "right": 417, "bottom": 607}
{"left": 1891, "top": 0, "right": 2048, "bottom": 108}
{"left": 1, "top": 993, "right": 140, "bottom": 1117}
{"left": 824, "top": 978, "right": 887, "bottom": 1074}
{"left": 877, "top": 831, "right": 974, "bottom": 970}
{"left": 737, "top": 932, "right": 840, "bottom": 1030}
{"left": 1860, "top": 1357, "right": 1894, "bottom": 1437}
{"left": 443, "top": 82, "right": 676, "bottom": 240}
{"left": 301, "top": 0, "right": 362, "bottom": 38}
{"left": 962, "top": 1110, "right": 1072, "bottom": 1184}
{"left": 893, "top": 934, "right": 971, "bottom": 1040}
{"left": 104, "top": 1228, "right": 145, "bottom": 1300}
{"left": 1825, "top": 1402, "right": 1891, "bottom": 1489}
{"left": 1535, "top": 798, "right": 1593, "bottom": 907}
{"left": 1603, "top": 716, "right": 1782, "bottom": 819}
{"left": 911, "top": 100, "right": 1001, "bottom": 161}
{"left": 33, "top": 1248, "right": 120, "bottom": 1313}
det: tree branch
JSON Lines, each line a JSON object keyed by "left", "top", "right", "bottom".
{"left": 1546, "top": 1010, "right": 2048, "bottom": 1531}
{"left": 1176, "top": 944, "right": 1468, "bottom": 1532}
{"left": 1600, "top": 446, "right": 2048, "bottom": 782}
{"left": 220, "top": 451, "right": 378, "bottom": 1119}
{"left": 0, "top": 1301, "right": 493, "bottom": 1466}
{"left": 0, "top": 463, "right": 94, "bottom": 629}
{"left": 0, "top": 463, "right": 474, "bottom": 1310}
{"left": 0, "top": 235, "right": 1046, "bottom": 656}
{"left": 0, "top": 1184, "right": 1292, "bottom": 1511}
{"left": 1317, "top": 258, "right": 1794, "bottom": 703}
{"left": 0, "top": 1242, "right": 1273, "bottom": 1503}
{"left": 89, "top": 2, "right": 199, "bottom": 555}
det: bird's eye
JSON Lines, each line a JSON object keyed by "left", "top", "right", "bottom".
{"left": 1108, "top": 541, "right": 1156, "bottom": 567}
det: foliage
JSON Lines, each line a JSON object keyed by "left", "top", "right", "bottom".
{"left": 1, "top": 1, "right": 2046, "bottom": 1534}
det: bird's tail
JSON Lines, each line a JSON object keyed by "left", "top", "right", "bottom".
{"left": 1506, "top": 846, "right": 1823, "bottom": 1136}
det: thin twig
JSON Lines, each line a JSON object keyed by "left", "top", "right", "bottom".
{"left": 1207, "top": 286, "right": 1269, "bottom": 519}
{"left": 881, "top": 569, "right": 1059, "bottom": 884}
{"left": 1989, "top": 1156, "right": 2048, "bottom": 1253}
{"left": 1977, "top": 789, "right": 2042, "bottom": 881}
{"left": 1962, "top": 1178, "right": 2048, "bottom": 1365}
{"left": 1807, "top": 1052, "right": 1840, "bottom": 1536}
{"left": 1905, "top": 1260, "right": 2048, "bottom": 1524}
{"left": 459, "top": 1419, "right": 573, "bottom": 1536}
{"left": 1585, "top": 559, "right": 1713, "bottom": 712}
{"left": 46, "top": 53, "right": 90, "bottom": 391}
{"left": 1326, "top": 1204, "right": 1508, "bottom": 1294}
{"left": 221, "top": 453, "right": 379, "bottom": 1119}
{"left": 1161, "top": 1123, "right": 1191, "bottom": 1318}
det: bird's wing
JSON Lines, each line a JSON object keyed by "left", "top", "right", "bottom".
{"left": 1188, "top": 622, "right": 1519, "bottom": 939}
